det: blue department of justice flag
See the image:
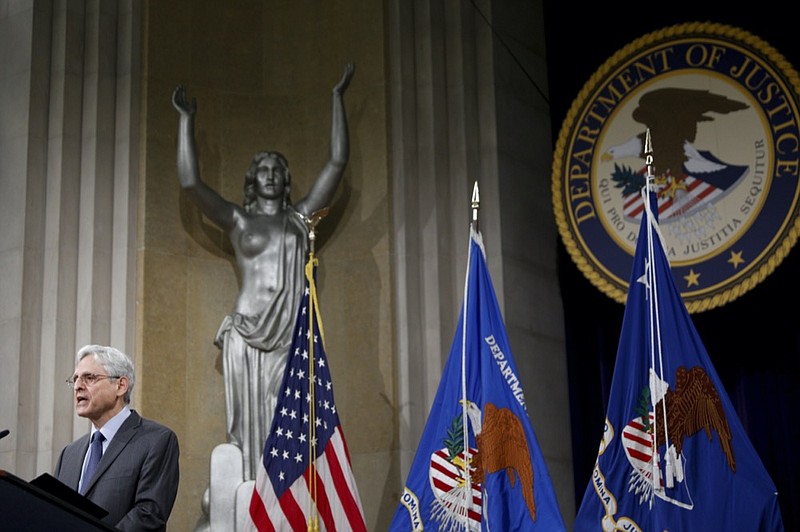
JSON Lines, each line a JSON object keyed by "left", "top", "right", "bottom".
{"left": 574, "top": 187, "right": 784, "bottom": 531}
{"left": 248, "top": 256, "right": 367, "bottom": 532}
{"left": 390, "top": 227, "right": 566, "bottom": 531}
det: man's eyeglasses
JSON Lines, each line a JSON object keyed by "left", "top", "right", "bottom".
{"left": 66, "top": 373, "right": 120, "bottom": 389}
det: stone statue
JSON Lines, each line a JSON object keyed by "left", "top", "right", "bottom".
{"left": 172, "top": 63, "right": 354, "bottom": 481}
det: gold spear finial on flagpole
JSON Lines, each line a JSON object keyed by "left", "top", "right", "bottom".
{"left": 471, "top": 181, "right": 480, "bottom": 231}
{"left": 299, "top": 207, "right": 330, "bottom": 255}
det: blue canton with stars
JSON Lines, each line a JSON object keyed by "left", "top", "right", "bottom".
{"left": 261, "top": 282, "right": 340, "bottom": 493}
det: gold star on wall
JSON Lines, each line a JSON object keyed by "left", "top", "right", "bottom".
{"left": 684, "top": 269, "right": 700, "bottom": 287}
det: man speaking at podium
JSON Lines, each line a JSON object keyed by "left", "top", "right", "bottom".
{"left": 54, "top": 345, "right": 180, "bottom": 531}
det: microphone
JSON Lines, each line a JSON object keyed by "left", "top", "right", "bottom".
{"left": 0, "top": 429, "right": 9, "bottom": 440}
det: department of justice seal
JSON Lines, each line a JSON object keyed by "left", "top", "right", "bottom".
{"left": 552, "top": 22, "right": 800, "bottom": 312}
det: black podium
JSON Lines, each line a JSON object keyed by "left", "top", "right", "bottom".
{"left": 0, "top": 469, "right": 117, "bottom": 531}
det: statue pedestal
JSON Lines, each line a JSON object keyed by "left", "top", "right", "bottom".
{"left": 196, "top": 443, "right": 255, "bottom": 531}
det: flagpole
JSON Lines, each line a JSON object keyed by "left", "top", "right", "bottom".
{"left": 642, "top": 129, "right": 680, "bottom": 497}
{"left": 456, "top": 182, "right": 480, "bottom": 530}
{"left": 642, "top": 129, "right": 658, "bottom": 500}
{"left": 299, "top": 208, "right": 329, "bottom": 532}
{"left": 441, "top": 182, "right": 483, "bottom": 529}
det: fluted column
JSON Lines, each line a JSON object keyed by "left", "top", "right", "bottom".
{"left": 0, "top": 0, "right": 140, "bottom": 480}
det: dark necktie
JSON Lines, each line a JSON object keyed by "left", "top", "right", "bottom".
{"left": 80, "top": 431, "right": 105, "bottom": 495}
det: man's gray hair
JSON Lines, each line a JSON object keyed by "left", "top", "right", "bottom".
{"left": 76, "top": 345, "right": 136, "bottom": 404}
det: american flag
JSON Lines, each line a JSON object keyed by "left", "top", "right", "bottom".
{"left": 248, "top": 258, "right": 367, "bottom": 532}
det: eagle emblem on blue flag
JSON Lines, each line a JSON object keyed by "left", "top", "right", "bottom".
{"left": 614, "top": 366, "right": 736, "bottom": 511}
{"left": 423, "top": 401, "right": 538, "bottom": 530}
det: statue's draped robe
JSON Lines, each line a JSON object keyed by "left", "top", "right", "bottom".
{"left": 214, "top": 209, "right": 308, "bottom": 481}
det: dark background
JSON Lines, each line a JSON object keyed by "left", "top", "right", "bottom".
{"left": 542, "top": 5, "right": 800, "bottom": 530}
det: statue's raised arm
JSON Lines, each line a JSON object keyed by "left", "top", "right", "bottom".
{"left": 172, "top": 85, "right": 239, "bottom": 231}
{"left": 295, "top": 62, "right": 355, "bottom": 217}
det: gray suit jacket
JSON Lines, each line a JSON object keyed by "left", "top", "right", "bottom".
{"left": 54, "top": 410, "right": 180, "bottom": 531}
